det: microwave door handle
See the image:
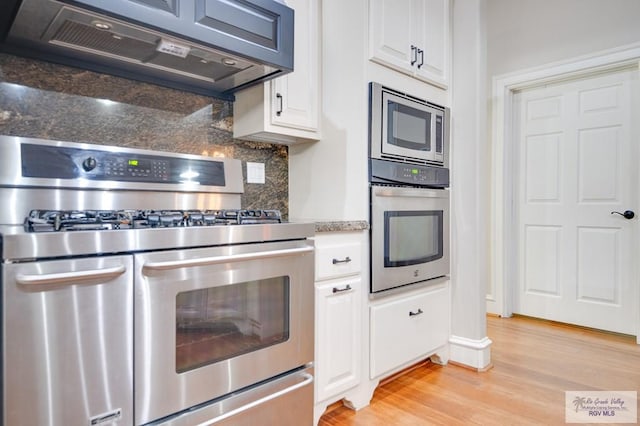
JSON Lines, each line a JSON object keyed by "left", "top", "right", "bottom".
{"left": 142, "top": 246, "right": 314, "bottom": 272}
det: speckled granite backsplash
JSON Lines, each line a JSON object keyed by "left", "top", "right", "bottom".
{"left": 0, "top": 53, "right": 289, "bottom": 217}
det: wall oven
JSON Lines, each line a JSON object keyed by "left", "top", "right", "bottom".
{"left": 369, "top": 82, "right": 451, "bottom": 296}
{"left": 0, "top": 136, "right": 315, "bottom": 426}
{"left": 370, "top": 185, "right": 449, "bottom": 294}
{"left": 369, "top": 82, "right": 450, "bottom": 167}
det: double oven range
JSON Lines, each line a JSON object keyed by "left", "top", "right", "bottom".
{"left": 369, "top": 82, "right": 451, "bottom": 296}
{"left": 0, "top": 136, "right": 315, "bottom": 425}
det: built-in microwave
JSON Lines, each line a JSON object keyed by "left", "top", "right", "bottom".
{"left": 369, "top": 82, "right": 450, "bottom": 167}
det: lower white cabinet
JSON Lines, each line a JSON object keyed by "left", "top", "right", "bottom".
{"left": 370, "top": 280, "right": 450, "bottom": 378}
{"left": 315, "top": 276, "right": 361, "bottom": 402}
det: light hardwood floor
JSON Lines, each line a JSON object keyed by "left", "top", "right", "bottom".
{"left": 319, "top": 315, "right": 640, "bottom": 425}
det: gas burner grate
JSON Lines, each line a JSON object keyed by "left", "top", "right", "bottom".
{"left": 23, "top": 209, "right": 282, "bottom": 232}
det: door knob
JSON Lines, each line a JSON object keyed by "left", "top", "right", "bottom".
{"left": 611, "top": 210, "right": 635, "bottom": 219}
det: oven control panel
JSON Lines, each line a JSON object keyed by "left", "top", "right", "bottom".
{"left": 369, "top": 158, "right": 449, "bottom": 188}
{"left": 20, "top": 142, "right": 226, "bottom": 186}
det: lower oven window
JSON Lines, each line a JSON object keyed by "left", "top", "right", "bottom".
{"left": 384, "top": 210, "right": 443, "bottom": 267}
{"left": 175, "top": 277, "right": 290, "bottom": 373}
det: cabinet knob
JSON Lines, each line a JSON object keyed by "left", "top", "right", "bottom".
{"left": 332, "top": 284, "right": 352, "bottom": 294}
{"left": 410, "top": 45, "right": 418, "bottom": 66}
{"left": 276, "top": 93, "right": 283, "bottom": 116}
{"left": 332, "top": 256, "right": 352, "bottom": 265}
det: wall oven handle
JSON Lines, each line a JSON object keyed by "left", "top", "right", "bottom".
{"left": 373, "top": 185, "right": 448, "bottom": 199}
{"left": 195, "top": 373, "right": 314, "bottom": 426}
{"left": 15, "top": 265, "right": 127, "bottom": 286}
{"left": 142, "top": 246, "right": 314, "bottom": 271}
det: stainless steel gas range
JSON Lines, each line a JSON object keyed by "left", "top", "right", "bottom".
{"left": 0, "top": 136, "right": 315, "bottom": 426}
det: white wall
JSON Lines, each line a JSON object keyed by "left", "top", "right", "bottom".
{"left": 487, "top": 0, "right": 640, "bottom": 77}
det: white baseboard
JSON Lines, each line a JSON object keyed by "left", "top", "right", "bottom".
{"left": 448, "top": 335, "right": 492, "bottom": 370}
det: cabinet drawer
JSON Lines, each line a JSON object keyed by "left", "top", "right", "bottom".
{"left": 370, "top": 283, "right": 449, "bottom": 378}
{"left": 315, "top": 242, "right": 361, "bottom": 280}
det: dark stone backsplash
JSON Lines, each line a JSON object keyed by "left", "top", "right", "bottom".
{"left": 0, "top": 53, "right": 289, "bottom": 217}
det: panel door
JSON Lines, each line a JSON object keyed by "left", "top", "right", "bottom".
{"left": 514, "top": 67, "right": 638, "bottom": 334}
{"left": 315, "top": 277, "right": 361, "bottom": 402}
{"left": 270, "top": 0, "right": 319, "bottom": 131}
{"left": 414, "top": 0, "right": 449, "bottom": 88}
{"left": 368, "top": 0, "right": 416, "bottom": 74}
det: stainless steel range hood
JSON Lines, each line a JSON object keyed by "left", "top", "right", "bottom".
{"left": 0, "top": 0, "right": 294, "bottom": 100}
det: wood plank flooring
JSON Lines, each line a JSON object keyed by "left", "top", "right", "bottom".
{"left": 319, "top": 315, "right": 640, "bottom": 425}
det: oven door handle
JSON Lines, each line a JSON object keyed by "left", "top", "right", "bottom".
{"left": 372, "top": 186, "right": 449, "bottom": 199}
{"left": 15, "top": 265, "right": 127, "bottom": 286}
{"left": 196, "top": 373, "right": 314, "bottom": 426}
{"left": 142, "top": 246, "right": 314, "bottom": 271}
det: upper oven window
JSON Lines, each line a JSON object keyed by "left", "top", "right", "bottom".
{"left": 175, "top": 276, "right": 290, "bottom": 373}
{"left": 387, "top": 100, "right": 432, "bottom": 152}
{"left": 384, "top": 210, "right": 443, "bottom": 267}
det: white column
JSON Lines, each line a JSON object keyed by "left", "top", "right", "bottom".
{"left": 449, "top": 0, "right": 492, "bottom": 370}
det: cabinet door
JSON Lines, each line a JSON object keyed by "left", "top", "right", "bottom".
{"left": 270, "top": 0, "right": 319, "bottom": 131}
{"left": 368, "top": 0, "right": 450, "bottom": 88}
{"left": 413, "top": 0, "right": 450, "bottom": 88}
{"left": 368, "top": 0, "right": 416, "bottom": 74}
{"left": 370, "top": 282, "right": 450, "bottom": 378}
{"left": 315, "top": 277, "right": 361, "bottom": 402}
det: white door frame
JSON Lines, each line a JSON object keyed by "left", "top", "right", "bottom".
{"left": 489, "top": 42, "right": 640, "bottom": 341}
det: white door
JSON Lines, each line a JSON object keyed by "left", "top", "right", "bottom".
{"left": 514, "top": 67, "right": 638, "bottom": 335}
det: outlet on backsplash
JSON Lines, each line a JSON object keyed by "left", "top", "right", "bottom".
{"left": 247, "top": 162, "right": 266, "bottom": 184}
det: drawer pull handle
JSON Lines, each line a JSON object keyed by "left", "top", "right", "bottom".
{"left": 332, "top": 284, "right": 352, "bottom": 294}
{"left": 409, "top": 308, "right": 424, "bottom": 317}
{"left": 332, "top": 256, "right": 352, "bottom": 265}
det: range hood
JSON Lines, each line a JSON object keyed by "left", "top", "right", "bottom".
{"left": 0, "top": 0, "right": 294, "bottom": 100}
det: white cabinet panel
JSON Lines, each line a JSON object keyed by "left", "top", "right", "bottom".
{"left": 233, "top": 0, "right": 320, "bottom": 144}
{"left": 315, "top": 242, "right": 362, "bottom": 281}
{"left": 315, "top": 277, "right": 361, "bottom": 402}
{"left": 368, "top": 0, "right": 450, "bottom": 88}
{"left": 370, "top": 282, "right": 449, "bottom": 379}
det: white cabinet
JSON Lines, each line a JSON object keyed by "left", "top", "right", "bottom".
{"left": 370, "top": 280, "right": 450, "bottom": 378}
{"left": 368, "top": 0, "right": 450, "bottom": 89}
{"left": 233, "top": 0, "right": 320, "bottom": 144}
{"left": 315, "top": 276, "right": 361, "bottom": 402}
{"left": 313, "top": 232, "right": 363, "bottom": 423}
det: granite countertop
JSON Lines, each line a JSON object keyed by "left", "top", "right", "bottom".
{"left": 312, "top": 220, "right": 370, "bottom": 233}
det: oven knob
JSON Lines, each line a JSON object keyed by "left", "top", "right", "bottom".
{"left": 82, "top": 157, "right": 97, "bottom": 172}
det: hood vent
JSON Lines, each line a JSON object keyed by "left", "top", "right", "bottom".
{"left": 0, "top": 0, "right": 294, "bottom": 100}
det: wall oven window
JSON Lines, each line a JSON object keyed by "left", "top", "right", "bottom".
{"left": 385, "top": 210, "right": 443, "bottom": 267}
{"left": 176, "top": 277, "right": 290, "bottom": 373}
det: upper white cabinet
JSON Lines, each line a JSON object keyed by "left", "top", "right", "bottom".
{"left": 233, "top": 0, "right": 320, "bottom": 144}
{"left": 368, "top": 0, "right": 450, "bottom": 89}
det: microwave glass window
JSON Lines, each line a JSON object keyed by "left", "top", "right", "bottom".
{"left": 384, "top": 211, "right": 443, "bottom": 267}
{"left": 387, "top": 101, "right": 431, "bottom": 151}
{"left": 175, "top": 277, "right": 290, "bottom": 373}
